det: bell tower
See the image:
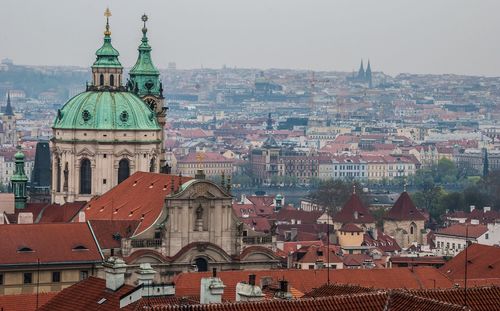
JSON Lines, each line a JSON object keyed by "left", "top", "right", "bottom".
{"left": 129, "top": 14, "right": 168, "bottom": 172}
{"left": 91, "top": 8, "right": 123, "bottom": 90}
{"left": 2, "top": 92, "right": 16, "bottom": 146}
{"left": 11, "top": 145, "right": 28, "bottom": 209}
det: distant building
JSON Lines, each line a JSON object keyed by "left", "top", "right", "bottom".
{"left": 176, "top": 151, "right": 233, "bottom": 179}
{"left": 347, "top": 59, "right": 372, "bottom": 88}
{"left": 1, "top": 92, "right": 17, "bottom": 146}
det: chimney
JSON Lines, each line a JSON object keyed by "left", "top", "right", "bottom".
{"left": 0, "top": 213, "right": 4, "bottom": 224}
{"left": 484, "top": 206, "right": 491, "bottom": 212}
{"left": 275, "top": 280, "right": 293, "bottom": 300}
{"left": 470, "top": 205, "right": 475, "bottom": 213}
{"left": 78, "top": 211, "right": 86, "bottom": 222}
{"left": 354, "top": 211, "right": 359, "bottom": 220}
{"left": 17, "top": 212, "right": 33, "bottom": 224}
{"left": 470, "top": 219, "right": 480, "bottom": 225}
{"left": 241, "top": 194, "right": 247, "bottom": 204}
{"left": 104, "top": 257, "right": 127, "bottom": 291}
{"left": 200, "top": 268, "right": 225, "bottom": 304}
{"left": 236, "top": 277, "right": 264, "bottom": 302}
{"left": 291, "top": 228, "right": 298, "bottom": 241}
{"left": 136, "top": 263, "right": 156, "bottom": 286}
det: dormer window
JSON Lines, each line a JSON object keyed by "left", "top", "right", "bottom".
{"left": 73, "top": 245, "right": 89, "bottom": 251}
{"left": 17, "top": 246, "right": 34, "bottom": 253}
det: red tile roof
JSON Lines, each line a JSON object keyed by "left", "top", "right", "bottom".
{"left": 339, "top": 223, "right": 364, "bottom": 232}
{"left": 0, "top": 292, "right": 57, "bottom": 311}
{"left": 295, "top": 245, "right": 343, "bottom": 264}
{"left": 83, "top": 172, "right": 191, "bottom": 235}
{"left": 440, "top": 244, "right": 500, "bottom": 286}
{"left": 38, "top": 277, "right": 135, "bottom": 311}
{"left": 150, "top": 291, "right": 465, "bottom": 311}
{"left": 334, "top": 193, "right": 375, "bottom": 224}
{"left": 173, "top": 267, "right": 453, "bottom": 301}
{"left": 304, "top": 283, "right": 375, "bottom": 297}
{"left": 363, "top": 230, "right": 401, "bottom": 253}
{"left": 384, "top": 192, "right": 426, "bottom": 221}
{"left": 0, "top": 223, "right": 102, "bottom": 265}
{"left": 343, "top": 253, "right": 372, "bottom": 267}
{"left": 38, "top": 202, "right": 86, "bottom": 223}
{"left": 276, "top": 207, "right": 323, "bottom": 224}
{"left": 88, "top": 220, "right": 140, "bottom": 249}
{"left": 436, "top": 224, "right": 488, "bottom": 239}
{"left": 409, "top": 286, "right": 500, "bottom": 311}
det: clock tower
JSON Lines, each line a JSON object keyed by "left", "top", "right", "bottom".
{"left": 129, "top": 14, "right": 169, "bottom": 172}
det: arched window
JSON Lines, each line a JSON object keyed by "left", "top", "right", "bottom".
{"left": 194, "top": 257, "right": 208, "bottom": 272}
{"left": 110, "top": 74, "right": 114, "bottom": 86}
{"left": 149, "top": 158, "right": 155, "bottom": 173}
{"left": 56, "top": 157, "right": 61, "bottom": 192}
{"left": 410, "top": 222, "right": 416, "bottom": 236}
{"left": 118, "top": 159, "right": 130, "bottom": 184}
{"left": 80, "top": 158, "right": 92, "bottom": 194}
{"left": 99, "top": 74, "right": 104, "bottom": 86}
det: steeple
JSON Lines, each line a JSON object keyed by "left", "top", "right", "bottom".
{"left": 91, "top": 8, "right": 123, "bottom": 89}
{"left": 129, "top": 14, "right": 162, "bottom": 97}
{"left": 5, "top": 92, "right": 14, "bottom": 116}
{"left": 365, "top": 60, "right": 372, "bottom": 88}
{"left": 11, "top": 144, "right": 28, "bottom": 209}
{"left": 357, "top": 59, "right": 365, "bottom": 80}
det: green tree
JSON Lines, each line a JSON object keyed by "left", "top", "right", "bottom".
{"left": 309, "top": 179, "right": 367, "bottom": 213}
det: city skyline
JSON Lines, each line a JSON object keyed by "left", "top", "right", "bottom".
{"left": 1, "top": 0, "right": 500, "bottom": 76}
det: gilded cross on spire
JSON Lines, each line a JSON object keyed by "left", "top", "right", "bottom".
{"left": 104, "top": 8, "right": 112, "bottom": 36}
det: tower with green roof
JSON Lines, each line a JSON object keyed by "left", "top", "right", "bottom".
{"left": 11, "top": 146, "right": 28, "bottom": 209}
{"left": 50, "top": 9, "right": 163, "bottom": 204}
{"left": 129, "top": 14, "right": 168, "bottom": 172}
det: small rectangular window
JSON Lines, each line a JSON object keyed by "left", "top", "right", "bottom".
{"left": 0, "top": 273, "right": 3, "bottom": 285}
{"left": 103, "top": 179, "right": 107, "bottom": 184}
{"left": 80, "top": 270, "right": 89, "bottom": 280}
{"left": 52, "top": 271, "right": 61, "bottom": 283}
{"left": 24, "top": 272, "right": 33, "bottom": 284}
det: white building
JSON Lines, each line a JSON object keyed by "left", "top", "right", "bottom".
{"left": 434, "top": 223, "right": 490, "bottom": 257}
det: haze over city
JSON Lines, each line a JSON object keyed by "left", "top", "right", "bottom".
{"left": 1, "top": 0, "right": 500, "bottom": 76}
{"left": 2, "top": 1, "right": 500, "bottom": 310}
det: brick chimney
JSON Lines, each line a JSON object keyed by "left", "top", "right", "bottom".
{"left": 200, "top": 268, "right": 225, "bottom": 304}
{"left": 104, "top": 257, "right": 127, "bottom": 291}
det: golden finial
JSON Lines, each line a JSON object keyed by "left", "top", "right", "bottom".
{"left": 104, "top": 8, "right": 112, "bottom": 36}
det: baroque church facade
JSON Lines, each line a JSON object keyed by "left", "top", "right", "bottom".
{"left": 51, "top": 10, "right": 166, "bottom": 204}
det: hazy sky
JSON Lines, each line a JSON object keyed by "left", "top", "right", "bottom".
{"left": 1, "top": 0, "right": 499, "bottom": 76}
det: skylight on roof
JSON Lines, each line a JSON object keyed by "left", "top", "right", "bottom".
{"left": 97, "top": 298, "right": 107, "bottom": 304}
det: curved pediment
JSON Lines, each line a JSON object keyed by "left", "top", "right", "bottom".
{"left": 170, "top": 179, "right": 232, "bottom": 200}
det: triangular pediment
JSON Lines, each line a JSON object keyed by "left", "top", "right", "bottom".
{"left": 171, "top": 180, "right": 231, "bottom": 200}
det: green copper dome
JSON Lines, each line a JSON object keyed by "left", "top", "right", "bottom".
{"left": 53, "top": 91, "right": 160, "bottom": 131}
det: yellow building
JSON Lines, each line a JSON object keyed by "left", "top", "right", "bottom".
{"left": 337, "top": 223, "right": 364, "bottom": 247}
{"left": 0, "top": 223, "right": 102, "bottom": 295}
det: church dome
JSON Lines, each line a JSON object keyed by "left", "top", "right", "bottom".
{"left": 53, "top": 91, "right": 160, "bottom": 131}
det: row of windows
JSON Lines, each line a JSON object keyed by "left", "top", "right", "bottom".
{"left": 335, "top": 172, "right": 365, "bottom": 177}
{"left": 335, "top": 165, "right": 365, "bottom": 170}
{"left": 0, "top": 270, "right": 89, "bottom": 286}
{"left": 181, "top": 163, "right": 232, "bottom": 168}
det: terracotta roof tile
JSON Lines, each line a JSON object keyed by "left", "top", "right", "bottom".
{"left": 440, "top": 244, "right": 500, "bottom": 285}
{"left": 409, "top": 286, "right": 500, "bottom": 311}
{"left": 436, "top": 224, "right": 488, "bottom": 239}
{"left": 83, "top": 172, "right": 191, "bottom": 235}
{"left": 173, "top": 267, "right": 453, "bottom": 301}
{"left": 0, "top": 223, "right": 102, "bottom": 265}
{"left": 334, "top": 194, "right": 375, "bottom": 224}
{"left": 88, "top": 220, "right": 140, "bottom": 249}
{"left": 38, "top": 277, "right": 135, "bottom": 311}
{"left": 0, "top": 292, "right": 57, "bottom": 311}
{"left": 384, "top": 192, "right": 425, "bottom": 221}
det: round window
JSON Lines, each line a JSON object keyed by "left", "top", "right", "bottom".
{"left": 120, "top": 110, "right": 129, "bottom": 122}
{"left": 82, "top": 110, "right": 91, "bottom": 122}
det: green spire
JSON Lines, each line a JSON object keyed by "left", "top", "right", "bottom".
{"left": 92, "top": 8, "right": 122, "bottom": 69}
{"left": 11, "top": 145, "right": 28, "bottom": 209}
{"left": 129, "top": 14, "right": 162, "bottom": 97}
